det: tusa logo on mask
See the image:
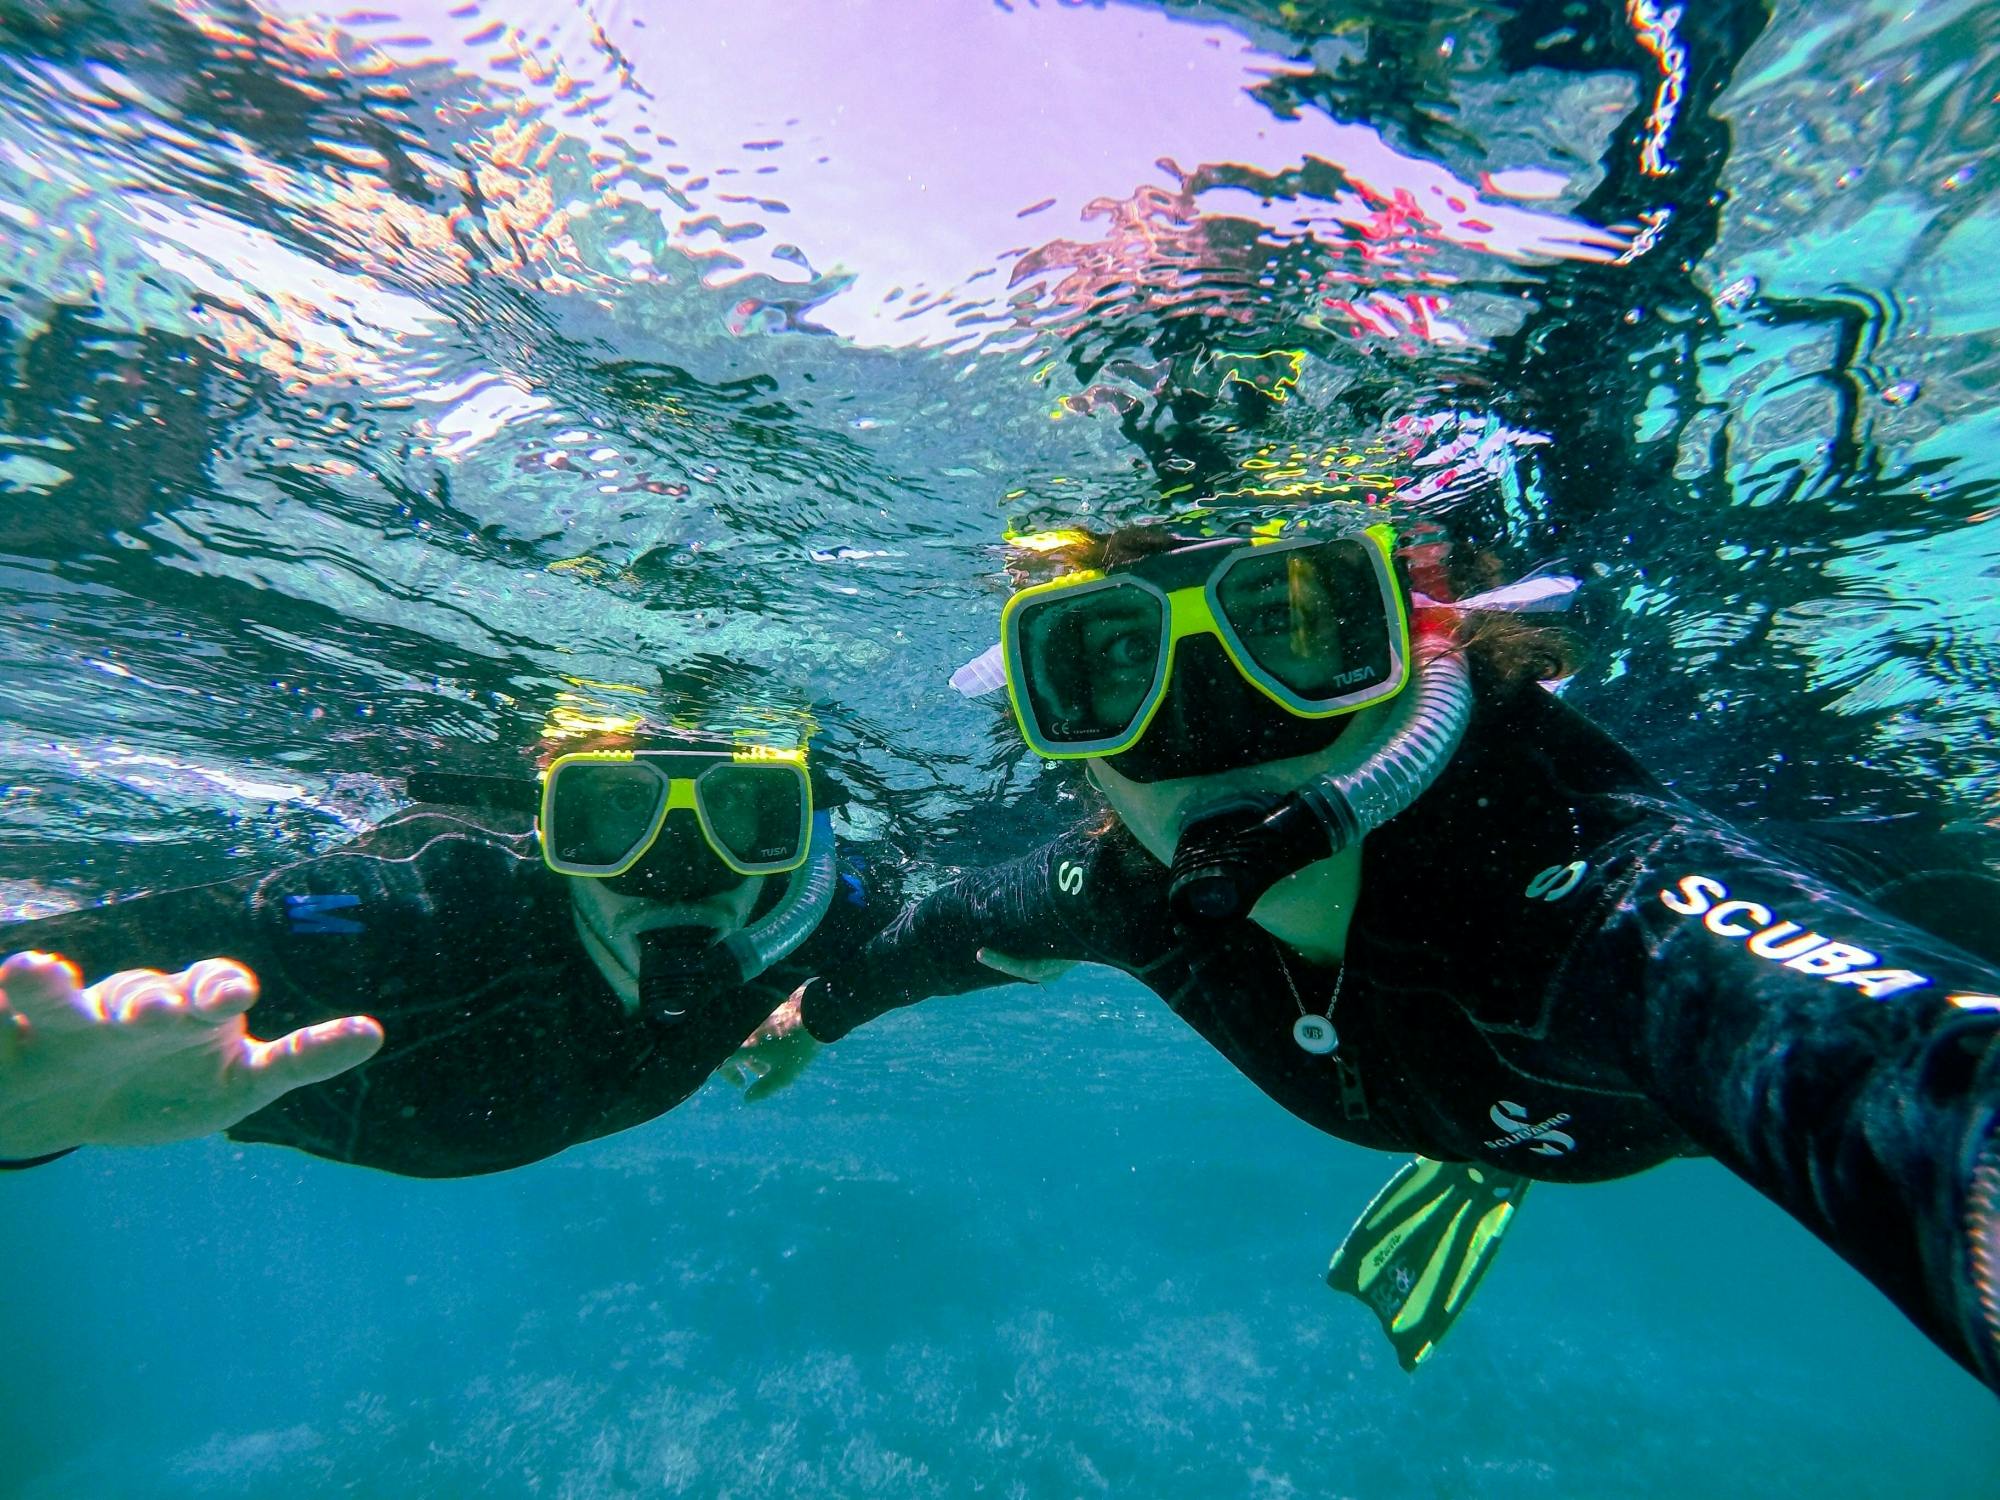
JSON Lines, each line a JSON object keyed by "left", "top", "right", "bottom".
{"left": 1658, "top": 874, "right": 1931, "bottom": 999}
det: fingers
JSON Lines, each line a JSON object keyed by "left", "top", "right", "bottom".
{"left": 241, "top": 1015, "right": 384, "bottom": 1103}
{"left": 93, "top": 970, "right": 188, "bottom": 1027}
{"left": 0, "top": 953, "right": 262, "bottom": 1032}
{"left": 184, "top": 959, "right": 259, "bottom": 1022}
{"left": 720, "top": 1053, "right": 773, "bottom": 1091}
{"left": 0, "top": 951, "right": 88, "bottom": 1026}
{"left": 84, "top": 959, "right": 257, "bottom": 1029}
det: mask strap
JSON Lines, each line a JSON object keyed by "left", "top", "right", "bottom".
{"left": 1413, "top": 575, "right": 1578, "bottom": 614}
{"left": 951, "top": 642, "right": 1008, "bottom": 699}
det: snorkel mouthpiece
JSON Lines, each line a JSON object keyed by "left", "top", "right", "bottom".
{"left": 1169, "top": 789, "right": 1362, "bottom": 922}
{"left": 1167, "top": 642, "right": 1473, "bottom": 925}
{"left": 636, "top": 928, "right": 736, "bottom": 1023}
{"left": 632, "top": 812, "right": 840, "bottom": 1023}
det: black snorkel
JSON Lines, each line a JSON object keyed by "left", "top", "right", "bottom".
{"left": 1167, "top": 645, "right": 1473, "bottom": 925}
{"left": 635, "top": 928, "right": 740, "bottom": 1021}
{"left": 630, "top": 810, "right": 840, "bottom": 1024}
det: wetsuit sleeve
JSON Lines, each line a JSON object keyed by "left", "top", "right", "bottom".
{"left": 799, "top": 833, "right": 1098, "bottom": 1043}
{"left": 0, "top": 810, "right": 545, "bottom": 1172}
{"left": 1572, "top": 804, "right": 2000, "bottom": 1390}
{"left": 0, "top": 814, "right": 486, "bottom": 1011}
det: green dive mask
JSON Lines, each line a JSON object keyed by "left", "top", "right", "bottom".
{"left": 539, "top": 746, "right": 812, "bottom": 881}
{"left": 1000, "top": 525, "right": 1411, "bottom": 779}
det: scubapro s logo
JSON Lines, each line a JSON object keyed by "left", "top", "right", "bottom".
{"left": 1056, "top": 860, "right": 1085, "bottom": 897}
{"left": 1525, "top": 861, "right": 1588, "bottom": 902}
{"left": 1485, "top": 1099, "right": 1576, "bottom": 1157}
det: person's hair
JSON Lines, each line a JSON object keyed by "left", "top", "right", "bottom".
{"left": 1011, "top": 524, "right": 1577, "bottom": 692}
{"left": 1439, "top": 540, "right": 1577, "bottom": 689}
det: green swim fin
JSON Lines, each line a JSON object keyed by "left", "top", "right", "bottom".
{"left": 1325, "top": 1156, "right": 1531, "bottom": 1371}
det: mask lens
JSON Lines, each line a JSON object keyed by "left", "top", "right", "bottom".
{"left": 697, "top": 764, "right": 808, "bottom": 870}
{"left": 546, "top": 761, "right": 666, "bottom": 870}
{"left": 1013, "top": 583, "right": 1165, "bottom": 748}
{"left": 1214, "top": 539, "right": 1397, "bottom": 702}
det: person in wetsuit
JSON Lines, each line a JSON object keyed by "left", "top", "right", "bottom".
{"left": 0, "top": 729, "right": 877, "bottom": 1177}
{"left": 756, "top": 520, "right": 2000, "bottom": 1392}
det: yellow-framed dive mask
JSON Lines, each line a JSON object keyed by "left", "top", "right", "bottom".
{"left": 999, "top": 524, "right": 1410, "bottom": 763}
{"left": 538, "top": 746, "right": 812, "bottom": 879}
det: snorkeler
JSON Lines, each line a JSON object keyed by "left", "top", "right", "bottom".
{"left": 0, "top": 726, "right": 871, "bottom": 1177}
{"left": 758, "top": 519, "right": 2000, "bottom": 1391}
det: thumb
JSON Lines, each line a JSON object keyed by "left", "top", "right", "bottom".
{"left": 240, "top": 1016, "right": 384, "bottom": 1106}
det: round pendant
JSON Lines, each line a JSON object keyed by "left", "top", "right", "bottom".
{"left": 1293, "top": 1014, "right": 1338, "bottom": 1055}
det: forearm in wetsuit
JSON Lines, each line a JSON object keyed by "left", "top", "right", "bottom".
{"left": 799, "top": 832, "right": 1106, "bottom": 1043}
{"left": 0, "top": 810, "right": 538, "bottom": 1041}
{"left": 0, "top": 810, "right": 732, "bottom": 1177}
{"left": 1566, "top": 802, "right": 2000, "bottom": 1390}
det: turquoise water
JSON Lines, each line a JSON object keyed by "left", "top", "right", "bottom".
{"left": 9, "top": 994, "right": 2000, "bottom": 1495}
{"left": 3, "top": 0, "right": 1999, "bottom": 1492}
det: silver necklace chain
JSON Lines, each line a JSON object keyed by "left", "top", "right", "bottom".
{"left": 1276, "top": 947, "right": 1344, "bottom": 1054}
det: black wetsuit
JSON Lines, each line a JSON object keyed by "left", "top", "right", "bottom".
{"left": 0, "top": 802, "right": 891, "bottom": 1177}
{"left": 800, "top": 679, "right": 2000, "bottom": 1391}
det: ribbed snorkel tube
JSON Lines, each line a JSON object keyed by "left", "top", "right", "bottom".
{"left": 1284, "top": 637, "right": 1471, "bottom": 854}
{"left": 1167, "top": 538, "right": 1473, "bottom": 925}
{"left": 722, "top": 811, "right": 838, "bottom": 982}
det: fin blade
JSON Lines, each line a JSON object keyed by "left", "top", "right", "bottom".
{"left": 1360, "top": 1156, "right": 1445, "bottom": 1231}
{"left": 1390, "top": 1201, "right": 1471, "bottom": 1334}
{"left": 1353, "top": 1192, "right": 1451, "bottom": 1294}
{"left": 1327, "top": 1158, "right": 1532, "bottom": 1372}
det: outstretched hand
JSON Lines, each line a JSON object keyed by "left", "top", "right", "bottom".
{"left": 723, "top": 988, "right": 820, "bottom": 1103}
{"left": 0, "top": 950, "right": 383, "bottom": 1159}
